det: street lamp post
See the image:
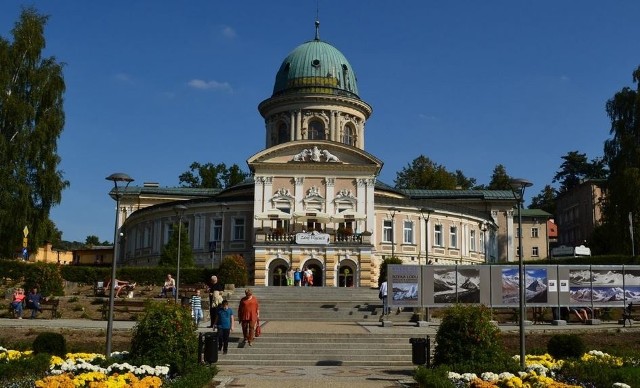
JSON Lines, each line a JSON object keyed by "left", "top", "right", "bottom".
{"left": 510, "top": 178, "right": 532, "bottom": 370}
{"left": 389, "top": 207, "right": 399, "bottom": 259}
{"left": 173, "top": 204, "right": 187, "bottom": 304}
{"left": 105, "top": 173, "right": 134, "bottom": 357}
{"left": 420, "top": 208, "right": 433, "bottom": 266}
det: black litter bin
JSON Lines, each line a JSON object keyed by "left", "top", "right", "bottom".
{"left": 199, "top": 332, "right": 218, "bottom": 364}
{"left": 410, "top": 337, "right": 427, "bottom": 365}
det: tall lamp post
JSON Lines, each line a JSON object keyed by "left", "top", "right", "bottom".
{"left": 173, "top": 204, "right": 187, "bottom": 303}
{"left": 389, "top": 207, "right": 399, "bottom": 259}
{"left": 510, "top": 178, "right": 532, "bottom": 370}
{"left": 105, "top": 172, "right": 134, "bottom": 357}
{"left": 420, "top": 207, "right": 433, "bottom": 266}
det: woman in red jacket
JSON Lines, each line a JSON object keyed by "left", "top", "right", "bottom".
{"left": 238, "top": 288, "right": 260, "bottom": 346}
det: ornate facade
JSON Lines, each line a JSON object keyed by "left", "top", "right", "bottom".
{"left": 115, "top": 24, "right": 527, "bottom": 287}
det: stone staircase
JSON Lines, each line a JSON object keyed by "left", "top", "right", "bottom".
{"left": 222, "top": 286, "right": 416, "bottom": 322}
{"left": 213, "top": 286, "right": 420, "bottom": 366}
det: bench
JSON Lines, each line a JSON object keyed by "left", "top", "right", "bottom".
{"left": 37, "top": 299, "right": 60, "bottom": 319}
{"left": 489, "top": 308, "right": 518, "bottom": 323}
{"left": 177, "top": 283, "right": 207, "bottom": 298}
{"left": 101, "top": 299, "right": 147, "bottom": 320}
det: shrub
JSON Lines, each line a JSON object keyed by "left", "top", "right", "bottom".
{"left": 130, "top": 301, "right": 198, "bottom": 375}
{"left": 0, "top": 352, "right": 51, "bottom": 384}
{"left": 378, "top": 257, "right": 403, "bottom": 286}
{"left": 32, "top": 332, "right": 67, "bottom": 356}
{"left": 433, "top": 304, "right": 507, "bottom": 368}
{"left": 23, "top": 262, "right": 64, "bottom": 296}
{"left": 217, "top": 255, "right": 248, "bottom": 287}
{"left": 414, "top": 365, "right": 455, "bottom": 388}
{"left": 164, "top": 364, "right": 218, "bottom": 388}
{"left": 547, "top": 334, "right": 585, "bottom": 360}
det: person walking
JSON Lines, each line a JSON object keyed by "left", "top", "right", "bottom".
{"left": 191, "top": 290, "right": 204, "bottom": 326}
{"left": 379, "top": 279, "right": 389, "bottom": 316}
{"left": 238, "top": 288, "right": 260, "bottom": 346}
{"left": 214, "top": 299, "right": 234, "bottom": 354}
{"left": 286, "top": 267, "right": 294, "bottom": 286}
{"left": 293, "top": 268, "right": 302, "bottom": 287}
{"left": 208, "top": 275, "right": 224, "bottom": 327}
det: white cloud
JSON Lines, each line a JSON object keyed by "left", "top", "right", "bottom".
{"left": 188, "top": 79, "right": 233, "bottom": 92}
{"left": 221, "top": 26, "right": 236, "bottom": 39}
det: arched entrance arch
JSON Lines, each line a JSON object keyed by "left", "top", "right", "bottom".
{"left": 301, "top": 258, "right": 323, "bottom": 287}
{"left": 338, "top": 260, "right": 357, "bottom": 287}
{"left": 268, "top": 258, "right": 290, "bottom": 287}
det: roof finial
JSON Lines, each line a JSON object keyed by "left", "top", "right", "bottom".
{"left": 314, "top": 19, "right": 320, "bottom": 41}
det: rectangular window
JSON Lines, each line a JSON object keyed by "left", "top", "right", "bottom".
{"left": 383, "top": 220, "right": 392, "bottom": 242}
{"left": 516, "top": 246, "right": 520, "bottom": 257}
{"left": 532, "top": 246, "right": 539, "bottom": 257}
{"left": 434, "top": 224, "right": 443, "bottom": 247}
{"left": 232, "top": 217, "right": 245, "bottom": 241}
{"left": 479, "top": 231, "right": 485, "bottom": 253}
{"left": 403, "top": 220, "right": 413, "bottom": 244}
{"left": 210, "top": 219, "right": 222, "bottom": 242}
{"left": 516, "top": 227, "right": 521, "bottom": 238}
{"left": 470, "top": 230, "right": 476, "bottom": 251}
{"left": 531, "top": 227, "right": 539, "bottom": 238}
{"left": 450, "top": 226, "right": 458, "bottom": 248}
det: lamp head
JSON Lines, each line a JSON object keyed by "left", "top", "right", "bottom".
{"left": 509, "top": 178, "right": 532, "bottom": 200}
{"left": 106, "top": 173, "right": 134, "bottom": 184}
{"left": 173, "top": 204, "right": 187, "bottom": 216}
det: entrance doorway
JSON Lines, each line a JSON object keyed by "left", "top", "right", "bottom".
{"left": 269, "top": 258, "right": 290, "bottom": 286}
{"left": 302, "top": 259, "right": 323, "bottom": 287}
{"left": 338, "top": 262, "right": 356, "bottom": 287}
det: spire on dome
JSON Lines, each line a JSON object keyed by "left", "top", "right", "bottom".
{"left": 314, "top": 20, "right": 320, "bottom": 41}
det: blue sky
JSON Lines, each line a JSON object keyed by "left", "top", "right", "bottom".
{"left": 2, "top": 1, "right": 640, "bottom": 243}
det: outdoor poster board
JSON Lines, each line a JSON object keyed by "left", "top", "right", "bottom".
{"left": 421, "top": 265, "right": 490, "bottom": 307}
{"left": 387, "top": 264, "right": 421, "bottom": 307}
{"left": 625, "top": 266, "right": 640, "bottom": 304}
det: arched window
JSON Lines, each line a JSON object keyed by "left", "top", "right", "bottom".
{"left": 277, "top": 123, "right": 289, "bottom": 144}
{"left": 308, "top": 120, "right": 325, "bottom": 140}
{"left": 342, "top": 124, "right": 354, "bottom": 145}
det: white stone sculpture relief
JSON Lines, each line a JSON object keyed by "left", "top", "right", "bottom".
{"left": 290, "top": 145, "right": 341, "bottom": 162}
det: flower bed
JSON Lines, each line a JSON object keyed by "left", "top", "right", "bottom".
{"left": 1, "top": 347, "right": 169, "bottom": 387}
{"left": 442, "top": 351, "right": 633, "bottom": 388}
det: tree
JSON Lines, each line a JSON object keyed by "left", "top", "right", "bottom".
{"left": 394, "top": 155, "right": 458, "bottom": 189}
{"left": 454, "top": 170, "right": 477, "bottom": 190}
{"left": 85, "top": 235, "right": 100, "bottom": 246}
{"left": 159, "top": 222, "right": 194, "bottom": 267}
{"left": 529, "top": 185, "right": 557, "bottom": 215}
{"left": 553, "top": 151, "right": 608, "bottom": 194}
{"left": 178, "top": 161, "right": 248, "bottom": 189}
{"left": 602, "top": 66, "right": 640, "bottom": 254}
{"left": 487, "top": 164, "right": 512, "bottom": 190}
{"left": 0, "top": 8, "right": 68, "bottom": 259}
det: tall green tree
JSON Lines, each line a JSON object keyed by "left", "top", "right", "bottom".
{"left": 553, "top": 151, "right": 607, "bottom": 194}
{"left": 454, "top": 169, "right": 477, "bottom": 190}
{"left": 159, "top": 222, "right": 194, "bottom": 267}
{"left": 529, "top": 185, "right": 557, "bottom": 215}
{"left": 0, "top": 8, "right": 68, "bottom": 259}
{"left": 394, "top": 155, "right": 458, "bottom": 189}
{"left": 85, "top": 235, "right": 100, "bottom": 246}
{"left": 487, "top": 164, "right": 512, "bottom": 190}
{"left": 179, "top": 161, "right": 248, "bottom": 189}
{"left": 602, "top": 65, "right": 640, "bottom": 254}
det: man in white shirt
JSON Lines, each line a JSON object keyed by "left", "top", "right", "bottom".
{"left": 379, "top": 280, "right": 389, "bottom": 315}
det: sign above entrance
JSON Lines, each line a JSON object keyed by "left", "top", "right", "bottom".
{"left": 295, "top": 231, "right": 330, "bottom": 245}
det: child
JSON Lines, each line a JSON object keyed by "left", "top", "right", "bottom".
{"left": 214, "top": 299, "right": 234, "bottom": 354}
{"left": 191, "top": 289, "right": 203, "bottom": 326}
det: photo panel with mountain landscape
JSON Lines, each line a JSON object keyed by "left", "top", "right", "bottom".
{"left": 455, "top": 267, "right": 481, "bottom": 303}
{"left": 501, "top": 267, "right": 520, "bottom": 305}
{"left": 524, "top": 267, "right": 548, "bottom": 304}
{"left": 624, "top": 267, "right": 640, "bottom": 303}
{"left": 433, "top": 266, "right": 458, "bottom": 304}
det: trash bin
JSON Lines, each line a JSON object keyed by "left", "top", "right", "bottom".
{"left": 199, "top": 332, "right": 218, "bottom": 364}
{"left": 410, "top": 337, "right": 427, "bottom": 365}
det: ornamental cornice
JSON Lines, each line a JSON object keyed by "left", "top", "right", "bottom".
{"left": 258, "top": 94, "right": 373, "bottom": 118}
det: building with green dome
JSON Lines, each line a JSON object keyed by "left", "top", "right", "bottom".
{"left": 113, "top": 22, "right": 550, "bottom": 287}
